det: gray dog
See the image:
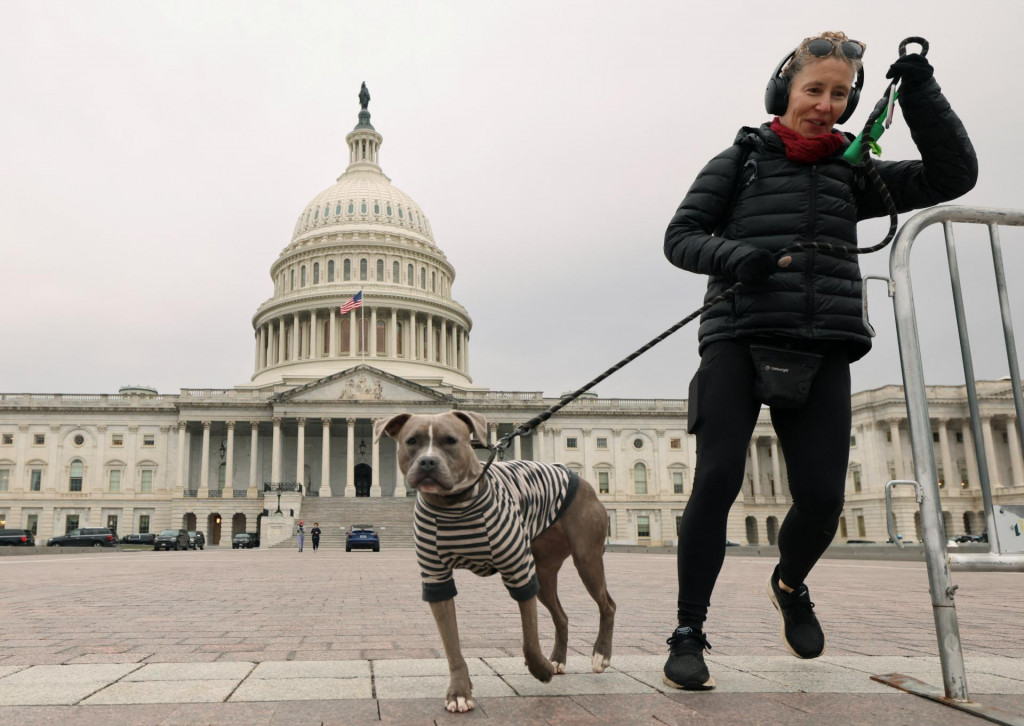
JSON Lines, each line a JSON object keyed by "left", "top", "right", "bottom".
{"left": 374, "top": 410, "right": 615, "bottom": 713}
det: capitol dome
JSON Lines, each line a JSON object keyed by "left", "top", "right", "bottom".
{"left": 249, "top": 86, "right": 474, "bottom": 389}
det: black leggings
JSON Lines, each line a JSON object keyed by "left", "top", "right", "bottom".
{"left": 677, "top": 339, "right": 851, "bottom": 629}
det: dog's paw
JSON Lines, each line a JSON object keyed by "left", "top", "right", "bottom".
{"left": 591, "top": 651, "right": 610, "bottom": 673}
{"left": 526, "top": 658, "right": 555, "bottom": 683}
{"left": 550, "top": 660, "right": 566, "bottom": 675}
{"left": 445, "top": 696, "right": 475, "bottom": 713}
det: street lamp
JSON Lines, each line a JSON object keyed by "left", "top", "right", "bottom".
{"left": 218, "top": 439, "right": 226, "bottom": 460}
{"left": 359, "top": 439, "right": 367, "bottom": 458}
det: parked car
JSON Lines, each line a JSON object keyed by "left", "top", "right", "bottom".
{"left": 0, "top": 528, "right": 36, "bottom": 546}
{"left": 952, "top": 534, "right": 986, "bottom": 543}
{"left": 153, "top": 529, "right": 189, "bottom": 551}
{"left": 47, "top": 527, "right": 116, "bottom": 547}
{"left": 232, "top": 533, "right": 259, "bottom": 549}
{"left": 187, "top": 531, "right": 206, "bottom": 550}
{"left": 120, "top": 533, "right": 157, "bottom": 545}
{"left": 846, "top": 539, "right": 876, "bottom": 544}
{"left": 346, "top": 524, "right": 380, "bottom": 552}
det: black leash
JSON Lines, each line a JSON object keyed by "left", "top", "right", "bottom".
{"left": 469, "top": 37, "right": 929, "bottom": 480}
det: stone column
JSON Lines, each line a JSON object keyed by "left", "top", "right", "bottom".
{"left": 611, "top": 428, "right": 622, "bottom": 497}
{"left": 199, "top": 421, "right": 211, "bottom": 495}
{"left": 937, "top": 418, "right": 955, "bottom": 488}
{"left": 248, "top": 421, "right": 259, "bottom": 496}
{"left": 513, "top": 433, "right": 522, "bottom": 461}
{"left": 463, "top": 329, "right": 469, "bottom": 372}
{"left": 393, "top": 437, "right": 408, "bottom": 498}
{"left": 254, "top": 330, "right": 261, "bottom": 371}
{"left": 272, "top": 418, "right": 282, "bottom": 485}
{"left": 176, "top": 421, "right": 187, "bottom": 491}
{"left": 550, "top": 428, "right": 561, "bottom": 465}
{"left": 654, "top": 429, "right": 665, "bottom": 496}
{"left": 321, "top": 418, "right": 332, "bottom": 497}
{"left": 225, "top": 421, "right": 235, "bottom": 495}
{"left": 390, "top": 308, "right": 398, "bottom": 358}
{"left": 278, "top": 318, "right": 286, "bottom": 363}
{"left": 535, "top": 425, "right": 546, "bottom": 462}
{"left": 981, "top": 415, "right": 1000, "bottom": 487}
{"left": 291, "top": 314, "right": 299, "bottom": 361}
{"left": 310, "top": 311, "right": 319, "bottom": 359}
{"left": 346, "top": 418, "right": 356, "bottom": 497}
{"left": 370, "top": 422, "right": 381, "bottom": 497}
{"left": 370, "top": 307, "right": 378, "bottom": 356}
{"left": 749, "top": 439, "right": 762, "bottom": 498}
{"left": 296, "top": 418, "right": 306, "bottom": 491}
{"left": 962, "top": 422, "right": 980, "bottom": 489}
{"left": 889, "top": 419, "right": 906, "bottom": 480}
{"left": 1005, "top": 416, "right": 1024, "bottom": 487}
{"left": 440, "top": 319, "right": 448, "bottom": 366}
{"left": 426, "top": 314, "right": 434, "bottom": 362}
{"left": 489, "top": 423, "right": 498, "bottom": 447}
{"left": 259, "top": 326, "right": 267, "bottom": 369}
{"left": 409, "top": 312, "right": 417, "bottom": 360}
{"left": 329, "top": 308, "right": 338, "bottom": 357}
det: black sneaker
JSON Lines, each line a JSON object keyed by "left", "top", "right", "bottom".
{"left": 766, "top": 565, "right": 825, "bottom": 659}
{"left": 663, "top": 626, "right": 715, "bottom": 690}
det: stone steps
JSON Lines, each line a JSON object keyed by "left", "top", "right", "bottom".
{"left": 273, "top": 497, "right": 417, "bottom": 549}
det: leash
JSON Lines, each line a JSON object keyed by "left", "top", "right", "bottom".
{"left": 468, "top": 37, "right": 929, "bottom": 482}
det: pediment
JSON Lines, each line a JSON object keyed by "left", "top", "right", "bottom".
{"left": 271, "top": 365, "right": 451, "bottom": 404}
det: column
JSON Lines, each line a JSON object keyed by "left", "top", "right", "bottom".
{"left": 962, "top": 422, "right": 980, "bottom": 489}
{"left": 370, "top": 422, "right": 381, "bottom": 497}
{"left": 393, "top": 438, "right": 407, "bottom": 498}
{"left": 278, "top": 318, "right": 286, "bottom": 363}
{"left": 259, "top": 326, "right": 267, "bottom": 368}
{"left": 310, "top": 311, "right": 319, "bottom": 359}
{"left": 248, "top": 421, "right": 259, "bottom": 495}
{"left": 291, "top": 314, "right": 299, "bottom": 361}
{"left": 409, "top": 312, "right": 418, "bottom": 360}
{"left": 748, "top": 439, "right": 762, "bottom": 498}
{"left": 295, "top": 418, "right": 306, "bottom": 490}
{"left": 321, "top": 418, "right": 332, "bottom": 497}
{"left": 225, "top": 421, "right": 235, "bottom": 495}
{"left": 370, "top": 307, "right": 378, "bottom": 356}
{"left": 770, "top": 438, "right": 782, "bottom": 498}
{"left": 937, "top": 418, "right": 955, "bottom": 488}
{"left": 489, "top": 423, "right": 498, "bottom": 447}
{"left": 611, "top": 428, "right": 622, "bottom": 497}
{"left": 439, "top": 319, "right": 447, "bottom": 365}
{"left": 349, "top": 311, "right": 358, "bottom": 355}
{"left": 346, "top": 418, "right": 356, "bottom": 497}
{"left": 271, "top": 418, "right": 282, "bottom": 485}
{"left": 889, "top": 419, "right": 906, "bottom": 480}
{"left": 176, "top": 422, "right": 187, "bottom": 491}
{"left": 254, "top": 331, "right": 260, "bottom": 371}
{"left": 1006, "top": 416, "right": 1024, "bottom": 487}
{"left": 654, "top": 429, "right": 665, "bottom": 496}
{"left": 463, "top": 329, "right": 469, "bottom": 372}
{"left": 199, "top": 421, "right": 211, "bottom": 495}
{"left": 981, "top": 415, "right": 999, "bottom": 486}
{"left": 535, "top": 425, "right": 546, "bottom": 462}
{"left": 390, "top": 308, "right": 397, "bottom": 357}
{"left": 426, "top": 314, "right": 434, "bottom": 362}
{"left": 513, "top": 432, "right": 522, "bottom": 461}
{"left": 329, "top": 308, "right": 338, "bottom": 357}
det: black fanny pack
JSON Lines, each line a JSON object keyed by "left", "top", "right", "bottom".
{"left": 749, "top": 345, "right": 822, "bottom": 409}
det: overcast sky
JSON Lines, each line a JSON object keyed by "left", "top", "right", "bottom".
{"left": 2, "top": 0, "right": 1023, "bottom": 400}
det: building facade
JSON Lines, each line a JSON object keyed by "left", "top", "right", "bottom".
{"left": 2, "top": 96, "right": 1022, "bottom": 547}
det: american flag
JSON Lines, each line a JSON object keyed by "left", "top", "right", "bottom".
{"left": 339, "top": 291, "right": 363, "bottom": 314}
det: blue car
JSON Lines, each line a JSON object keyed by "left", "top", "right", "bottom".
{"left": 346, "top": 524, "right": 380, "bottom": 552}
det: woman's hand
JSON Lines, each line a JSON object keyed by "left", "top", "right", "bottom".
{"left": 735, "top": 248, "right": 780, "bottom": 284}
{"left": 886, "top": 54, "right": 933, "bottom": 90}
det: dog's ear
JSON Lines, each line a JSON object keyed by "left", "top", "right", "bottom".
{"left": 452, "top": 411, "right": 488, "bottom": 445}
{"left": 374, "top": 413, "right": 412, "bottom": 443}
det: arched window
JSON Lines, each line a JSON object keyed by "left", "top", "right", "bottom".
{"left": 398, "top": 207, "right": 404, "bottom": 219}
{"left": 290, "top": 269, "right": 295, "bottom": 291}
{"left": 314, "top": 208, "right": 319, "bottom": 221}
{"left": 360, "top": 259, "right": 368, "bottom": 281}
{"left": 344, "top": 260, "right": 351, "bottom": 281}
{"left": 420, "top": 268, "right": 426, "bottom": 289}
{"left": 386, "top": 204, "right": 392, "bottom": 216}
{"left": 301, "top": 266, "right": 306, "bottom": 286}
{"left": 376, "top": 260, "right": 384, "bottom": 280}
{"left": 313, "top": 262, "right": 319, "bottom": 284}
{"left": 392, "top": 261, "right": 399, "bottom": 281}
{"left": 633, "top": 463, "right": 647, "bottom": 494}
{"left": 376, "top": 319, "right": 386, "bottom": 354}
{"left": 348, "top": 201, "right": 354, "bottom": 214}
{"left": 336, "top": 202, "right": 342, "bottom": 215}
{"left": 324, "top": 204, "right": 330, "bottom": 218}
{"left": 360, "top": 201, "right": 367, "bottom": 214}
{"left": 373, "top": 202, "right": 380, "bottom": 215}
{"left": 407, "top": 264, "right": 414, "bottom": 286}
{"left": 340, "top": 318, "right": 351, "bottom": 354}
{"left": 327, "top": 260, "right": 335, "bottom": 282}
{"left": 69, "top": 459, "right": 84, "bottom": 492}
{"left": 431, "top": 271, "right": 436, "bottom": 292}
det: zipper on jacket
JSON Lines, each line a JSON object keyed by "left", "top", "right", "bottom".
{"left": 806, "top": 165, "right": 818, "bottom": 330}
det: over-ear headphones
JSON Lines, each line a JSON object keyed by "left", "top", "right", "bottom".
{"left": 764, "top": 48, "right": 863, "bottom": 125}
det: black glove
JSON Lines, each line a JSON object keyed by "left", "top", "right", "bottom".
{"left": 734, "top": 248, "right": 778, "bottom": 285}
{"left": 886, "top": 53, "right": 934, "bottom": 90}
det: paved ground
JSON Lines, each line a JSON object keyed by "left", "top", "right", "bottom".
{"left": 1, "top": 546, "right": 1022, "bottom": 725}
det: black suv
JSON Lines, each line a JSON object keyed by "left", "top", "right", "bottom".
{"left": 154, "top": 529, "right": 190, "bottom": 551}
{"left": 47, "top": 528, "right": 116, "bottom": 547}
{"left": 187, "top": 531, "right": 206, "bottom": 550}
{"left": 232, "top": 532, "right": 259, "bottom": 549}
{"left": 120, "top": 533, "right": 157, "bottom": 545}
{"left": 0, "top": 528, "right": 36, "bottom": 546}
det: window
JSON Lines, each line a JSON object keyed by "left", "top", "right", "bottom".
{"left": 393, "top": 261, "right": 399, "bottom": 281}
{"left": 885, "top": 431, "right": 892, "bottom": 443}
{"left": 398, "top": 207, "right": 404, "bottom": 219}
{"left": 0, "top": 468, "right": 8, "bottom": 492}
{"left": 598, "top": 471, "right": 609, "bottom": 494}
{"left": 218, "top": 463, "right": 226, "bottom": 489}
{"left": 69, "top": 460, "right": 84, "bottom": 492}
{"left": 377, "top": 260, "right": 384, "bottom": 280}
{"left": 853, "top": 469, "right": 862, "bottom": 493}
{"left": 633, "top": 438, "right": 643, "bottom": 450}
{"left": 336, "top": 202, "right": 341, "bottom": 215}
{"left": 420, "top": 268, "right": 426, "bottom": 289}
{"left": 386, "top": 204, "right": 392, "bottom": 216}
{"left": 73, "top": 434, "right": 84, "bottom": 446}
{"left": 143, "top": 435, "right": 155, "bottom": 447}
{"left": 344, "top": 259, "right": 351, "bottom": 281}
{"left": 566, "top": 437, "right": 578, "bottom": 449}
{"left": 30, "top": 469, "right": 42, "bottom": 491}
{"left": 65, "top": 515, "right": 79, "bottom": 533}
{"left": 360, "top": 201, "right": 367, "bottom": 214}
{"left": 596, "top": 437, "right": 608, "bottom": 449}
{"left": 373, "top": 202, "right": 380, "bottom": 215}
{"left": 328, "top": 260, "right": 335, "bottom": 282}
{"left": 314, "top": 208, "right": 319, "bottom": 221}
{"left": 139, "top": 514, "right": 150, "bottom": 534}
{"left": 27, "top": 514, "right": 38, "bottom": 535}
{"left": 670, "top": 438, "right": 682, "bottom": 450}
{"left": 360, "top": 259, "right": 367, "bottom": 281}
{"left": 290, "top": 269, "right": 295, "bottom": 291}
{"left": 111, "top": 434, "right": 124, "bottom": 447}
{"left": 850, "top": 435, "right": 857, "bottom": 447}
{"left": 673, "top": 471, "right": 684, "bottom": 494}
{"left": 109, "top": 470, "right": 120, "bottom": 493}
{"left": 408, "top": 264, "right": 414, "bottom": 286}
{"left": 431, "top": 271, "right": 436, "bottom": 292}
{"left": 313, "top": 262, "right": 320, "bottom": 284}
{"left": 301, "top": 265, "right": 306, "bottom": 286}
{"left": 933, "top": 431, "right": 940, "bottom": 443}
{"left": 676, "top": 515, "right": 683, "bottom": 536}
{"left": 34, "top": 433, "right": 45, "bottom": 445}
{"left": 856, "top": 514, "right": 866, "bottom": 537}
{"left": 1, "top": 434, "right": 11, "bottom": 445}
{"left": 633, "top": 463, "right": 647, "bottom": 494}
{"left": 637, "top": 515, "right": 650, "bottom": 538}
{"left": 140, "top": 470, "right": 153, "bottom": 493}
{"left": 348, "top": 201, "right": 354, "bottom": 214}
{"left": 956, "top": 432, "right": 964, "bottom": 443}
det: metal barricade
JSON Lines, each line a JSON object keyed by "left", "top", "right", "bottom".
{"left": 876, "top": 205, "right": 1024, "bottom": 723}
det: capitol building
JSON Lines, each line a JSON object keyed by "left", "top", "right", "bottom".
{"left": 2, "top": 92, "right": 1022, "bottom": 549}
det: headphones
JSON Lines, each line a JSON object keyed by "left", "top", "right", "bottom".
{"left": 764, "top": 48, "right": 863, "bottom": 125}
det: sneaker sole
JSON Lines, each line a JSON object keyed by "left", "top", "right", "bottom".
{"left": 662, "top": 673, "right": 716, "bottom": 691}
{"left": 765, "top": 575, "right": 824, "bottom": 660}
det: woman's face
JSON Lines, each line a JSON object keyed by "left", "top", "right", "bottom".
{"left": 779, "top": 57, "right": 856, "bottom": 137}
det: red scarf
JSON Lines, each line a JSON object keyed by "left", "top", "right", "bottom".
{"left": 770, "top": 117, "right": 846, "bottom": 162}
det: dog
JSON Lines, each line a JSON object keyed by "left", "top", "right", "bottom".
{"left": 374, "top": 410, "right": 615, "bottom": 714}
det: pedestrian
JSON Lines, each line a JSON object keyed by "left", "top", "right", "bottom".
{"left": 311, "top": 522, "right": 321, "bottom": 551}
{"left": 662, "top": 31, "right": 976, "bottom": 691}
{"left": 297, "top": 520, "right": 305, "bottom": 552}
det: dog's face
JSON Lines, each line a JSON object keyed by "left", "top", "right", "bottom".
{"left": 374, "top": 411, "right": 488, "bottom": 498}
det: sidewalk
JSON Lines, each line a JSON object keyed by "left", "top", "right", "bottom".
{"left": 0, "top": 548, "right": 1022, "bottom": 725}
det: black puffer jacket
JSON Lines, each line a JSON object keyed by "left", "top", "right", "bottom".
{"left": 664, "top": 75, "right": 977, "bottom": 362}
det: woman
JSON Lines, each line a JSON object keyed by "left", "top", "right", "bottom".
{"left": 662, "top": 31, "right": 977, "bottom": 690}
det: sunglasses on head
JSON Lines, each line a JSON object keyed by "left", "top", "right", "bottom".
{"left": 806, "top": 37, "right": 865, "bottom": 60}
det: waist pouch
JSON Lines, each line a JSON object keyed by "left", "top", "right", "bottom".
{"left": 749, "top": 345, "right": 822, "bottom": 409}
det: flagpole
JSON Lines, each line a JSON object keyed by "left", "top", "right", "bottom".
{"left": 360, "top": 290, "right": 365, "bottom": 365}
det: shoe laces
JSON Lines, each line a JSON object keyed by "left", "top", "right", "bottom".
{"left": 666, "top": 626, "right": 711, "bottom": 655}
{"left": 780, "top": 585, "right": 816, "bottom": 618}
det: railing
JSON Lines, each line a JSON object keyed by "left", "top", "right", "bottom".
{"left": 183, "top": 490, "right": 198, "bottom": 498}
{"left": 232, "top": 490, "right": 248, "bottom": 498}
{"left": 207, "top": 489, "right": 223, "bottom": 498}
{"left": 263, "top": 483, "right": 303, "bottom": 493}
